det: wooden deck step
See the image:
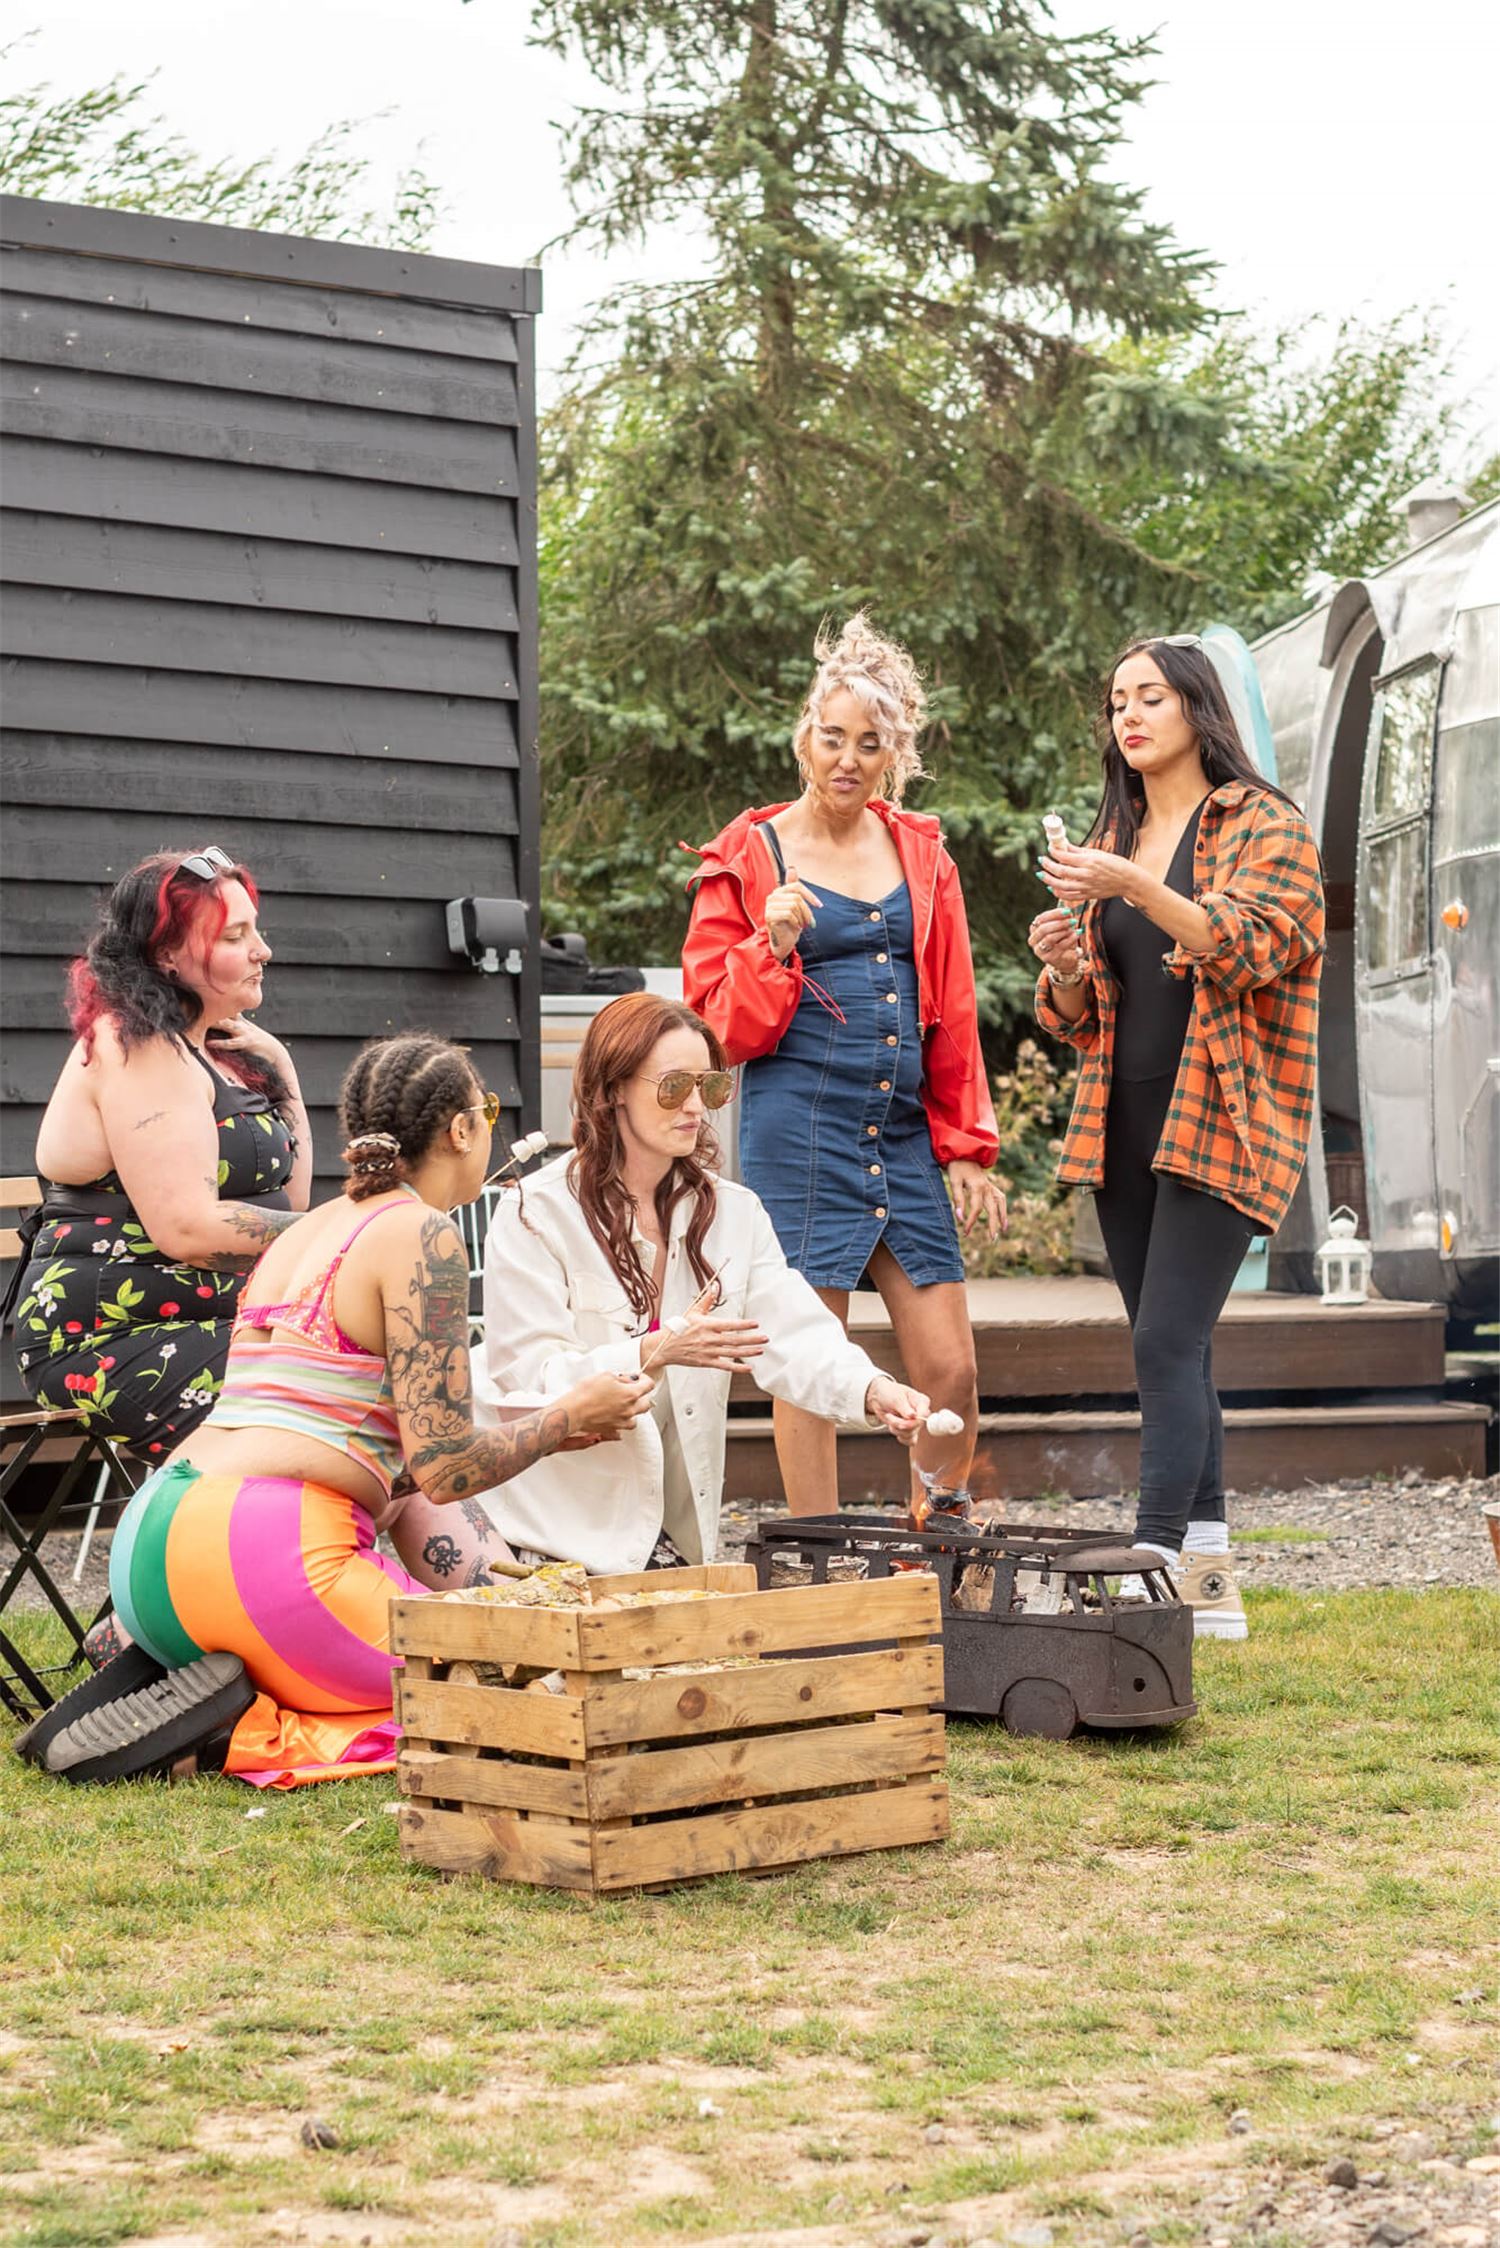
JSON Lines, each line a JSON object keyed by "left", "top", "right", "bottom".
{"left": 724, "top": 1400, "right": 1491, "bottom": 1504}
{"left": 729, "top": 1280, "right": 1448, "bottom": 1405}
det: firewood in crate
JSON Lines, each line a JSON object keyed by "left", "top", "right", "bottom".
{"left": 391, "top": 1564, "right": 949, "bottom": 1893}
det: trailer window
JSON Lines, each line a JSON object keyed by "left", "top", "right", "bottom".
{"left": 1365, "top": 825, "right": 1428, "bottom": 971}
{"left": 1433, "top": 716, "right": 1500, "bottom": 859}
{"left": 1371, "top": 664, "right": 1440, "bottom": 819}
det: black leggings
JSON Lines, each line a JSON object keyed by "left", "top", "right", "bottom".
{"left": 1093, "top": 1072, "right": 1255, "bottom": 1555}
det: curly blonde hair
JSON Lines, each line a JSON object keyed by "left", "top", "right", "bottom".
{"left": 792, "top": 612, "right": 928, "bottom": 804}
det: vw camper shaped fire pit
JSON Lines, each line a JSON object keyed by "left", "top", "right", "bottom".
{"left": 744, "top": 1513, "right": 1195, "bottom": 1738}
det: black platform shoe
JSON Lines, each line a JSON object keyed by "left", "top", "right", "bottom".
{"left": 14, "top": 1644, "right": 168, "bottom": 1769}
{"left": 43, "top": 1652, "right": 255, "bottom": 1783}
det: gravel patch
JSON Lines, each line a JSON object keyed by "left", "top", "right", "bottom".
{"left": 720, "top": 1472, "right": 1500, "bottom": 1593}
{"left": 1159, "top": 2109, "right": 1500, "bottom": 2248}
{"left": 5, "top": 1475, "right": 1497, "bottom": 1621}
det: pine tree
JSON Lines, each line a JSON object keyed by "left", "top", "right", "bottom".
{"left": 534, "top": 0, "right": 1220, "bottom": 1012}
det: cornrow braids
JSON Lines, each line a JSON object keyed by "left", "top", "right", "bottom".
{"left": 337, "top": 1033, "right": 477, "bottom": 1202}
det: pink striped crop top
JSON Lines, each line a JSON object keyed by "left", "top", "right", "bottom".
{"left": 213, "top": 1196, "right": 412, "bottom": 1500}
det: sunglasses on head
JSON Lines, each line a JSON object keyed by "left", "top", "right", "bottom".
{"left": 1156, "top": 633, "right": 1202, "bottom": 649}
{"left": 178, "top": 845, "right": 236, "bottom": 882}
{"left": 465, "top": 1091, "right": 502, "bottom": 1129}
{"left": 641, "top": 1068, "right": 737, "bottom": 1111}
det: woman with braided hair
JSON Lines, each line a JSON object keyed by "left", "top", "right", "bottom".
{"left": 19, "top": 1035, "right": 653, "bottom": 1787}
{"left": 683, "top": 614, "right": 1003, "bottom": 1517}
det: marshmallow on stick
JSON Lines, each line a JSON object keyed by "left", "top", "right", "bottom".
{"left": 925, "top": 1408, "right": 964, "bottom": 1437}
{"left": 1043, "top": 811, "right": 1082, "bottom": 936}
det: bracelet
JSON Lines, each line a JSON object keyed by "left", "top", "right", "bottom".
{"left": 1047, "top": 962, "right": 1085, "bottom": 990}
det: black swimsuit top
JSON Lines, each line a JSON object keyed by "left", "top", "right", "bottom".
{"left": 40, "top": 1043, "right": 294, "bottom": 1211}
{"left": 1099, "top": 801, "right": 1205, "bottom": 1082}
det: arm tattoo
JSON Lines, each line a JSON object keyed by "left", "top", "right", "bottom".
{"left": 196, "top": 1202, "right": 301, "bottom": 1272}
{"left": 387, "top": 1211, "right": 578, "bottom": 1502}
{"left": 134, "top": 1110, "right": 168, "bottom": 1130}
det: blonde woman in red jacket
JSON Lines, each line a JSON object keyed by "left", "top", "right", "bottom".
{"left": 683, "top": 614, "right": 1003, "bottom": 1516}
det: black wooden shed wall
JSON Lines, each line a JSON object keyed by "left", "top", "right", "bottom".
{"left": 0, "top": 195, "right": 541, "bottom": 1199}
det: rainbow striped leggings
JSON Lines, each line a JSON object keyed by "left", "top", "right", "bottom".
{"left": 109, "top": 1460, "right": 424, "bottom": 1787}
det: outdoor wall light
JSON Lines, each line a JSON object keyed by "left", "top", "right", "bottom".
{"left": 445, "top": 896, "right": 529, "bottom": 976}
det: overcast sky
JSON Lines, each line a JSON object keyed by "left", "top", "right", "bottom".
{"left": 15, "top": 0, "right": 1500, "bottom": 460}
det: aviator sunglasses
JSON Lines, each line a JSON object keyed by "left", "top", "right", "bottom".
{"left": 179, "top": 844, "right": 236, "bottom": 881}
{"left": 464, "top": 1091, "right": 502, "bottom": 1129}
{"left": 638, "top": 1068, "right": 737, "bottom": 1112}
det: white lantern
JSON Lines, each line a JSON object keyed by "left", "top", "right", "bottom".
{"left": 1317, "top": 1206, "right": 1372, "bottom": 1303}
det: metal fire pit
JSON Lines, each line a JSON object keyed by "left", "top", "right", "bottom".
{"left": 743, "top": 1512, "right": 1196, "bottom": 1739}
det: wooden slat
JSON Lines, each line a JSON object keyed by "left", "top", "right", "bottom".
{"left": 723, "top": 1403, "right": 1491, "bottom": 1503}
{"left": 390, "top": 1594, "right": 580, "bottom": 1672}
{"left": 1, "top": 738, "right": 519, "bottom": 840}
{"left": 3, "top": 585, "right": 515, "bottom": 702}
{"left": 575, "top": 1573, "right": 940, "bottom": 1669}
{"left": 2, "top": 661, "right": 517, "bottom": 764}
{"left": 4, "top": 960, "right": 522, "bottom": 1040}
{"left": 0, "top": 1038, "right": 521, "bottom": 1116}
{"left": 3, "top": 366, "right": 520, "bottom": 496}
{"left": 1, "top": 1101, "right": 528, "bottom": 1204}
{"left": 0, "top": 886, "right": 511, "bottom": 973}
{"left": 2, "top": 512, "right": 517, "bottom": 632}
{"left": 396, "top": 1676, "right": 585, "bottom": 1760}
{"left": 0, "top": 807, "right": 518, "bottom": 902}
{"left": 590, "top": 1564, "right": 756, "bottom": 1599}
{"left": 0, "top": 246, "right": 522, "bottom": 363}
{"left": 581, "top": 1645, "right": 943, "bottom": 1750}
{"left": 590, "top": 1780, "right": 950, "bottom": 1892}
{"left": 2, "top": 294, "right": 520, "bottom": 424}
{"left": 0, "top": 1177, "right": 40, "bottom": 1202}
{"left": 398, "top": 1748, "right": 589, "bottom": 1820}
{"left": 0, "top": 196, "right": 542, "bottom": 318}
{"left": 729, "top": 1289, "right": 1450, "bottom": 1402}
{"left": 2, "top": 438, "right": 519, "bottom": 565}
{"left": 398, "top": 1804, "right": 594, "bottom": 1889}
{"left": 586, "top": 1712, "right": 945, "bottom": 1821}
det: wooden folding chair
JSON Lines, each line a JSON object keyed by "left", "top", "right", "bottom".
{"left": 0, "top": 1175, "right": 141, "bottom": 1720}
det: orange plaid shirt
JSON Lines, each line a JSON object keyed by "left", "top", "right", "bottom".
{"left": 1034, "top": 782, "right": 1325, "bottom": 1234}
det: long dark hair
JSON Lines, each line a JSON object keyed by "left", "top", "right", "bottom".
{"left": 568, "top": 993, "right": 723, "bottom": 1325}
{"left": 1088, "top": 637, "right": 1296, "bottom": 851}
{"left": 66, "top": 849, "right": 289, "bottom": 1108}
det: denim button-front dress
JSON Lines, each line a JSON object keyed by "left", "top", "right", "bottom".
{"left": 739, "top": 826, "right": 965, "bottom": 1291}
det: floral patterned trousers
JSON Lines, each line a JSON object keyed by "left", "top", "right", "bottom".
{"left": 15, "top": 1217, "right": 244, "bottom": 1457}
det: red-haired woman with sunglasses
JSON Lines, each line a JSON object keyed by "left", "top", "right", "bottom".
{"left": 473, "top": 993, "right": 931, "bottom": 1573}
{"left": 9, "top": 847, "right": 311, "bottom": 1456}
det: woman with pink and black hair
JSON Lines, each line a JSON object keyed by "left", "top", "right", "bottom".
{"left": 9, "top": 845, "right": 311, "bottom": 1454}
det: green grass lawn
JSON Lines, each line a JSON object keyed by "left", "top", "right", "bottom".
{"left": 3, "top": 1589, "right": 1497, "bottom": 2248}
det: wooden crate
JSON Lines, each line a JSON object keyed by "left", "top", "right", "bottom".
{"left": 391, "top": 1562, "right": 948, "bottom": 1893}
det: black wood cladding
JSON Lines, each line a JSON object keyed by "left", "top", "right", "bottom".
{"left": 0, "top": 196, "right": 542, "bottom": 1203}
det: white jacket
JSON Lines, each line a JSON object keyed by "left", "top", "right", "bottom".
{"left": 471, "top": 1154, "right": 882, "bottom": 1573}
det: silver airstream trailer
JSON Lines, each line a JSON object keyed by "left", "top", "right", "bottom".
{"left": 1246, "top": 489, "right": 1499, "bottom": 1319}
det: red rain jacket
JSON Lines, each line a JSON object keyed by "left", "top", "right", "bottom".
{"left": 681, "top": 800, "right": 999, "bottom": 1170}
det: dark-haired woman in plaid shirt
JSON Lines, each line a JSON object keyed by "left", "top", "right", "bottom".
{"left": 1029, "top": 637, "right": 1324, "bottom": 1641}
